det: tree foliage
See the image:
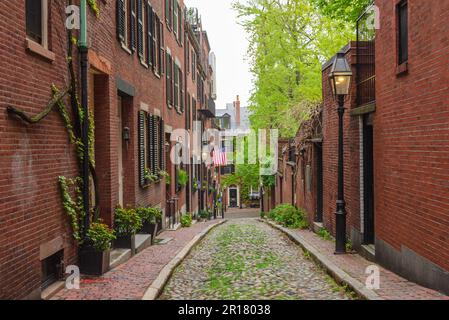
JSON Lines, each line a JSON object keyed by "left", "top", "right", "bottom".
{"left": 233, "top": 0, "right": 355, "bottom": 138}
{"left": 312, "top": 0, "right": 372, "bottom": 23}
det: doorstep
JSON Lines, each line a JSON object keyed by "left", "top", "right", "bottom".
{"left": 109, "top": 248, "right": 132, "bottom": 269}
{"left": 360, "top": 244, "right": 376, "bottom": 262}
{"left": 166, "top": 223, "right": 181, "bottom": 231}
{"left": 135, "top": 234, "right": 152, "bottom": 254}
{"left": 41, "top": 281, "right": 65, "bottom": 300}
{"left": 312, "top": 221, "right": 324, "bottom": 233}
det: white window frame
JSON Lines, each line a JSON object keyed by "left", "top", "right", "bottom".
{"left": 122, "top": 0, "right": 129, "bottom": 50}
{"left": 26, "top": 0, "right": 48, "bottom": 48}
{"left": 140, "top": 0, "right": 147, "bottom": 65}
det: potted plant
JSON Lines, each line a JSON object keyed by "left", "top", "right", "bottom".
{"left": 114, "top": 207, "right": 142, "bottom": 253}
{"left": 158, "top": 169, "right": 170, "bottom": 185}
{"left": 79, "top": 222, "right": 116, "bottom": 276}
{"left": 181, "top": 213, "right": 193, "bottom": 228}
{"left": 193, "top": 180, "right": 200, "bottom": 191}
{"left": 144, "top": 168, "right": 159, "bottom": 185}
{"left": 136, "top": 206, "right": 162, "bottom": 243}
{"left": 199, "top": 210, "right": 209, "bottom": 222}
{"left": 177, "top": 169, "right": 188, "bottom": 188}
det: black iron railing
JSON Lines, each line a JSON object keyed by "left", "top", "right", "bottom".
{"left": 356, "top": 4, "right": 376, "bottom": 107}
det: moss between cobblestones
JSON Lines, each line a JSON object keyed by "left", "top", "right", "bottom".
{"left": 160, "top": 220, "right": 355, "bottom": 300}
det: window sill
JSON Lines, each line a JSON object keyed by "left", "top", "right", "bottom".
{"left": 140, "top": 60, "right": 149, "bottom": 68}
{"left": 25, "top": 38, "right": 55, "bottom": 62}
{"left": 121, "top": 43, "right": 132, "bottom": 55}
{"left": 396, "top": 62, "right": 408, "bottom": 76}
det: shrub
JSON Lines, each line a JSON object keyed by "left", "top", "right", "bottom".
{"left": 114, "top": 207, "right": 142, "bottom": 236}
{"left": 317, "top": 228, "right": 332, "bottom": 241}
{"left": 87, "top": 222, "right": 116, "bottom": 252}
{"left": 181, "top": 213, "right": 193, "bottom": 228}
{"left": 268, "top": 204, "right": 309, "bottom": 229}
{"left": 199, "top": 210, "right": 210, "bottom": 220}
{"left": 136, "top": 206, "right": 162, "bottom": 224}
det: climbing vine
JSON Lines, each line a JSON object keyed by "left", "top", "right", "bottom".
{"left": 88, "top": 0, "right": 100, "bottom": 17}
{"left": 7, "top": 1, "right": 101, "bottom": 243}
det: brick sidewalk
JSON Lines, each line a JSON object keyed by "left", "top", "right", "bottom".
{"left": 265, "top": 220, "right": 448, "bottom": 300}
{"left": 53, "top": 221, "right": 219, "bottom": 300}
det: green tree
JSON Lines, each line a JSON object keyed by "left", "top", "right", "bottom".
{"left": 233, "top": 0, "right": 355, "bottom": 138}
{"left": 312, "top": 0, "right": 372, "bottom": 24}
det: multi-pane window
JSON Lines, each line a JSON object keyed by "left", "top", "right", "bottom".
{"left": 191, "top": 50, "right": 196, "bottom": 82}
{"left": 398, "top": 1, "right": 408, "bottom": 65}
{"left": 177, "top": 2, "right": 183, "bottom": 45}
{"left": 152, "top": 13, "right": 158, "bottom": 71}
{"left": 166, "top": 52, "right": 173, "bottom": 107}
{"left": 137, "top": 0, "right": 146, "bottom": 62}
{"left": 186, "top": 42, "right": 190, "bottom": 74}
{"left": 174, "top": 62, "right": 179, "bottom": 109}
{"left": 26, "top": 0, "right": 48, "bottom": 48}
{"left": 166, "top": 0, "right": 173, "bottom": 30}
{"left": 173, "top": 1, "right": 178, "bottom": 38}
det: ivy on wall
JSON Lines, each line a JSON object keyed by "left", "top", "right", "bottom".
{"left": 7, "top": 1, "right": 101, "bottom": 243}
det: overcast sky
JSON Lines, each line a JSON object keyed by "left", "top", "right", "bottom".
{"left": 185, "top": 0, "right": 252, "bottom": 110}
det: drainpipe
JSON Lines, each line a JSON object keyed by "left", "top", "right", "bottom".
{"left": 79, "top": 0, "right": 90, "bottom": 240}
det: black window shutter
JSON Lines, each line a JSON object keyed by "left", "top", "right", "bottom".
{"left": 130, "top": 0, "right": 137, "bottom": 53}
{"left": 137, "top": 0, "right": 144, "bottom": 58}
{"left": 150, "top": 114, "right": 157, "bottom": 175}
{"left": 159, "top": 118, "right": 165, "bottom": 171}
{"left": 146, "top": 4, "right": 153, "bottom": 66}
{"left": 116, "top": 0, "right": 126, "bottom": 42}
{"left": 138, "top": 110, "right": 146, "bottom": 187}
{"left": 180, "top": 70, "right": 184, "bottom": 113}
{"left": 148, "top": 114, "right": 154, "bottom": 175}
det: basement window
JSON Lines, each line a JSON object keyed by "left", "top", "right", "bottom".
{"left": 26, "top": 0, "right": 48, "bottom": 48}
{"left": 41, "top": 250, "right": 64, "bottom": 290}
{"left": 397, "top": 0, "right": 408, "bottom": 65}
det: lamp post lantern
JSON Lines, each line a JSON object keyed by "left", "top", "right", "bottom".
{"left": 329, "top": 52, "right": 352, "bottom": 254}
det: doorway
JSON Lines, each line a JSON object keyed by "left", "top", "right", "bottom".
{"left": 117, "top": 96, "right": 124, "bottom": 207}
{"left": 315, "top": 143, "right": 323, "bottom": 222}
{"left": 228, "top": 186, "right": 239, "bottom": 208}
{"left": 363, "top": 115, "right": 375, "bottom": 244}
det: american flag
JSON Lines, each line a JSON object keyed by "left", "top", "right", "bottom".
{"left": 213, "top": 148, "right": 228, "bottom": 166}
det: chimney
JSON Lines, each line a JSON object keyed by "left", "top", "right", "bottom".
{"left": 235, "top": 95, "right": 241, "bottom": 127}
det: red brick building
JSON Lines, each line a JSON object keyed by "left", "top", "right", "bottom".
{"left": 0, "top": 0, "right": 216, "bottom": 299}
{"left": 288, "top": 1, "right": 449, "bottom": 294}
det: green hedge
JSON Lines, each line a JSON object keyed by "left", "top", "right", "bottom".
{"left": 268, "top": 204, "right": 309, "bottom": 229}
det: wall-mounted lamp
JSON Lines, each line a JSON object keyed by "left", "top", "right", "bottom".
{"left": 123, "top": 127, "right": 131, "bottom": 142}
{"left": 123, "top": 127, "right": 131, "bottom": 150}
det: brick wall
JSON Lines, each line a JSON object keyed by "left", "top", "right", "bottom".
{"left": 374, "top": 0, "right": 449, "bottom": 272}
{"left": 0, "top": 0, "right": 214, "bottom": 299}
{"left": 0, "top": 1, "right": 78, "bottom": 299}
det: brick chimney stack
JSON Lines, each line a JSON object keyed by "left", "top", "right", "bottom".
{"left": 235, "top": 95, "right": 241, "bottom": 127}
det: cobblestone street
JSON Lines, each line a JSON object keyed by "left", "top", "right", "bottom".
{"left": 160, "top": 219, "right": 353, "bottom": 300}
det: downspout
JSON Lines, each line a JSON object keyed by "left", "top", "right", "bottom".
{"left": 79, "top": 0, "right": 90, "bottom": 239}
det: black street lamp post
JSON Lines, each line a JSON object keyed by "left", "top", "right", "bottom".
{"left": 329, "top": 52, "right": 353, "bottom": 254}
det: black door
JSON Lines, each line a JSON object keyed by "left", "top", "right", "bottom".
{"left": 230, "top": 189, "right": 238, "bottom": 207}
{"left": 363, "top": 115, "right": 375, "bottom": 244}
{"left": 315, "top": 143, "right": 324, "bottom": 222}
